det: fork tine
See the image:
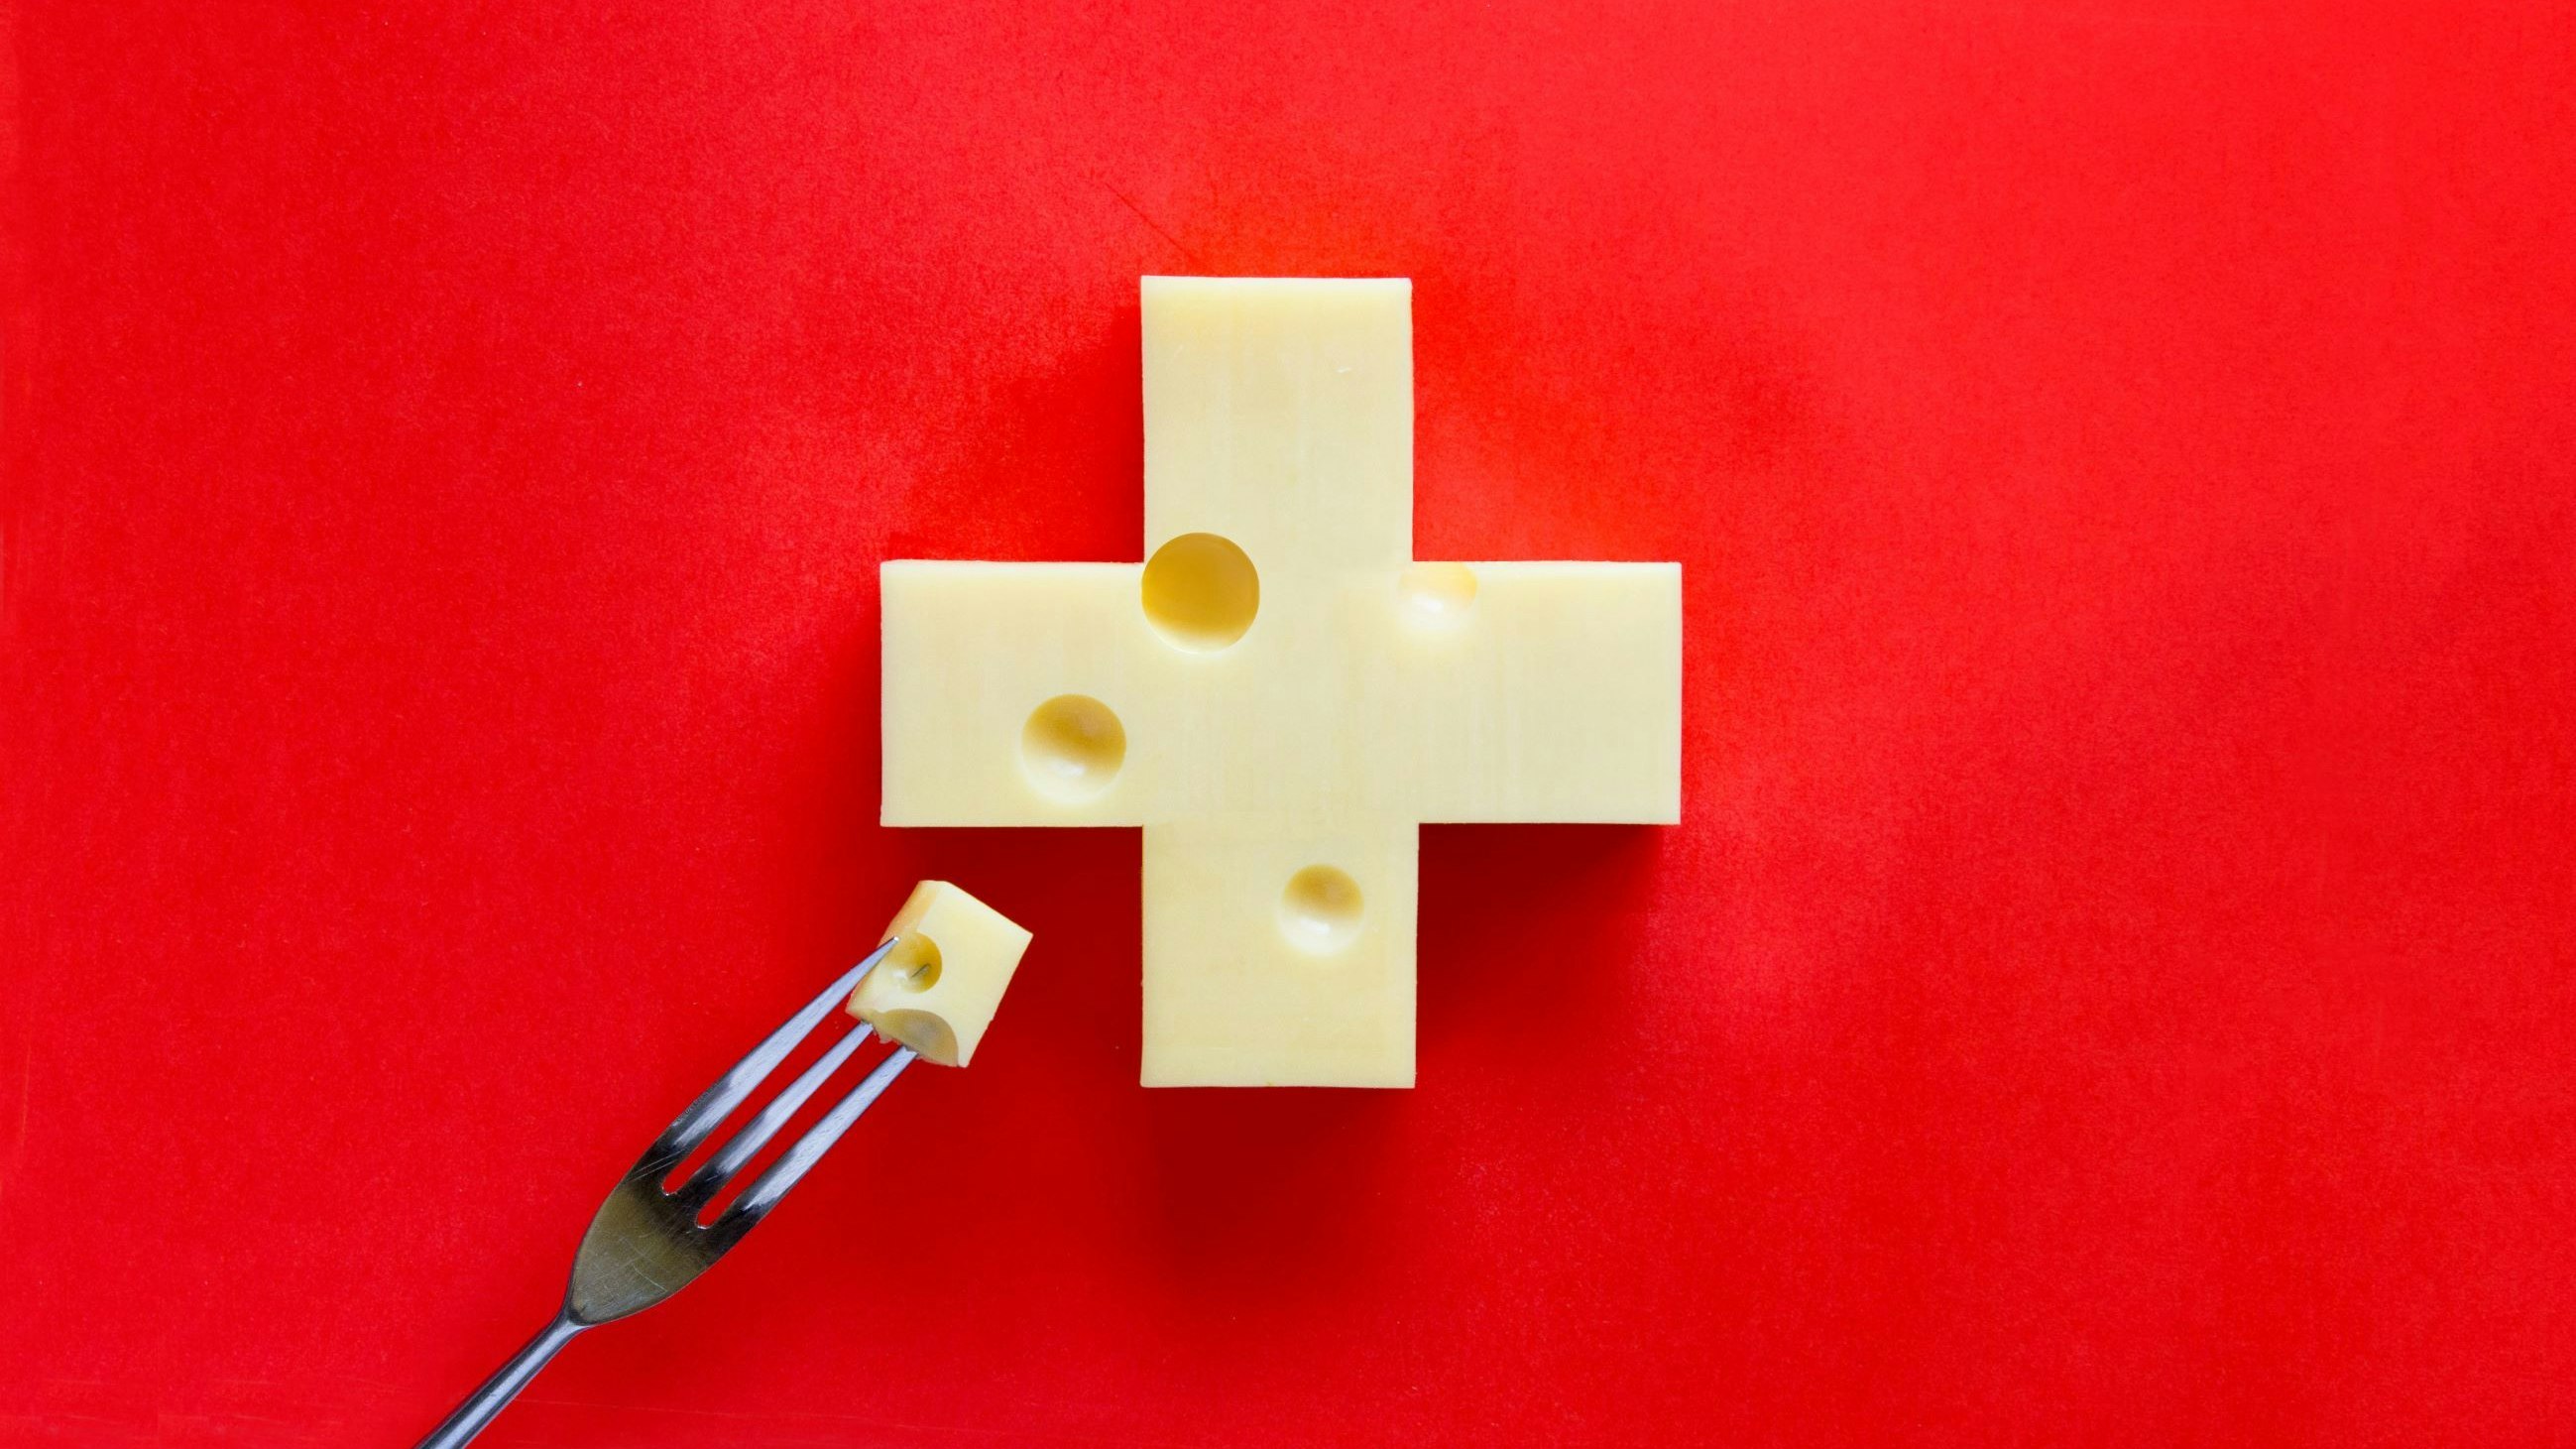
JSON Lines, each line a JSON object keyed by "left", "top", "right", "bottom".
{"left": 635, "top": 939, "right": 895, "bottom": 1177}
{"left": 706, "top": 1044, "right": 917, "bottom": 1248}
{"left": 669, "top": 1024, "right": 876, "bottom": 1211}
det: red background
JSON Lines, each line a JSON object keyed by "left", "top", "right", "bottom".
{"left": 5, "top": 1, "right": 2573, "bottom": 1444}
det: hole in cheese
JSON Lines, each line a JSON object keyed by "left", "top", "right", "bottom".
{"left": 1278, "top": 865, "right": 1364, "bottom": 954}
{"left": 884, "top": 930, "right": 942, "bottom": 991}
{"left": 1397, "top": 562, "right": 1477, "bottom": 629}
{"left": 1141, "top": 532, "right": 1260, "bottom": 652}
{"left": 871, "top": 1010, "right": 959, "bottom": 1064}
{"left": 1020, "top": 694, "right": 1125, "bottom": 802}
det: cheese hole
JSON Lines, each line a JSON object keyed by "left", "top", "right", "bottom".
{"left": 872, "top": 1011, "right": 958, "bottom": 1064}
{"left": 1278, "top": 866, "right": 1364, "bottom": 954}
{"left": 883, "top": 931, "right": 942, "bottom": 992}
{"left": 1142, "top": 533, "right": 1260, "bottom": 652}
{"left": 1397, "top": 562, "right": 1477, "bottom": 629}
{"left": 1020, "top": 694, "right": 1125, "bottom": 802}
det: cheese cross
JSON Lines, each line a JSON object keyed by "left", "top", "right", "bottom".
{"left": 882, "top": 277, "right": 1681, "bottom": 1086}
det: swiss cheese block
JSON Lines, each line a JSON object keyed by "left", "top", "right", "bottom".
{"left": 881, "top": 278, "right": 1681, "bottom": 1086}
{"left": 846, "top": 881, "right": 1031, "bottom": 1067}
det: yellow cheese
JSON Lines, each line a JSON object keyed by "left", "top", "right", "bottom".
{"left": 881, "top": 278, "right": 1681, "bottom": 1087}
{"left": 846, "top": 881, "right": 1031, "bottom": 1066}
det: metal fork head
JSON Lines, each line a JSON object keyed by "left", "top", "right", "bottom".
{"left": 562, "top": 940, "right": 914, "bottom": 1326}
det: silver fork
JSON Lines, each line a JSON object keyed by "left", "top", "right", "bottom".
{"left": 417, "top": 939, "right": 909, "bottom": 1448}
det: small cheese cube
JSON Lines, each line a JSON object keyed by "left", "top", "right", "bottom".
{"left": 845, "top": 881, "right": 1031, "bottom": 1066}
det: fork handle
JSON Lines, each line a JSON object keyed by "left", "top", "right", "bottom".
{"left": 416, "top": 1313, "right": 586, "bottom": 1449}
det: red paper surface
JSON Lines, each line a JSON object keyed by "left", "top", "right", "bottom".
{"left": 5, "top": 2, "right": 2573, "bottom": 1444}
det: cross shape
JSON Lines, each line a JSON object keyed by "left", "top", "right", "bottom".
{"left": 882, "top": 278, "right": 1680, "bottom": 1086}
